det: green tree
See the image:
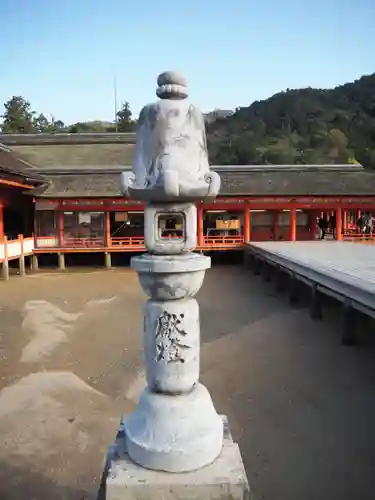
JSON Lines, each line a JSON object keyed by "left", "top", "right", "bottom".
{"left": 69, "top": 122, "right": 93, "bottom": 133}
{"left": 116, "top": 101, "right": 134, "bottom": 132}
{"left": 68, "top": 120, "right": 112, "bottom": 133}
{"left": 33, "top": 113, "right": 50, "bottom": 133}
{"left": 50, "top": 118, "right": 65, "bottom": 132}
{"left": 327, "top": 128, "right": 349, "bottom": 163}
{"left": 206, "top": 73, "right": 375, "bottom": 168}
{"left": 1, "top": 96, "right": 35, "bottom": 133}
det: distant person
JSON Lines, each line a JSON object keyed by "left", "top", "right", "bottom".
{"left": 318, "top": 216, "right": 329, "bottom": 240}
{"left": 356, "top": 213, "right": 365, "bottom": 233}
{"left": 364, "top": 212, "right": 373, "bottom": 235}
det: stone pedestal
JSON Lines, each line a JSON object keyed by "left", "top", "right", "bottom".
{"left": 104, "top": 416, "right": 250, "bottom": 500}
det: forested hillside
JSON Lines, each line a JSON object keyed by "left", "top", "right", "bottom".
{"left": 207, "top": 74, "right": 375, "bottom": 168}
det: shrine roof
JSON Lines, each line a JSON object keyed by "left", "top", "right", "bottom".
{"left": 9, "top": 143, "right": 134, "bottom": 168}
{"left": 29, "top": 166, "right": 375, "bottom": 198}
{"left": 0, "top": 144, "right": 47, "bottom": 184}
{"left": 5, "top": 133, "right": 371, "bottom": 197}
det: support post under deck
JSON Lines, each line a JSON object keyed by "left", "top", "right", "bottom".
{"left": 0, "top": 203, "right": 4, "bottom": 238}
{"left": 289, "top": 274, "right": 299, "bottom": 305}
{"left": 341, "top": 301, "right": 358, "bottom": 346}
{"left": 2, "top": 236, "right": 9, "bottom": 281}
{"left": 105, "top": 252, "right": 112, "bottom": 269}
{"left": 309, "top": 284, "right": 322, "bottom": 320}
{"left": 58, "top": 253, "right": 66, "bottom": 270}
{"left": 31, "top": 254, "right": 39, "bottom": 272}
{"left": 19, "top": 235, "right": 25, "bottom": 276}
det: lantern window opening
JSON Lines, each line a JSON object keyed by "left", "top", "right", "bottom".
{"left": 156, "top": 212, "right": 185, "bottom": 241}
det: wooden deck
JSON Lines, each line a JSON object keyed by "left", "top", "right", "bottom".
{"left": 246, "top": 241, "right": 375, "bottom": 319}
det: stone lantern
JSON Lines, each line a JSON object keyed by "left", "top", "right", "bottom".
{"left": 104, "top": 71, "right": 249, "bottom": 499}
{"left": 120, "top": 71, "right": 223, "bottom": 473}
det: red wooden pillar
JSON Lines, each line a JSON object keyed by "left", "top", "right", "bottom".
{"left": 336, "top": 208, "right": 343, "bottom": 241}
{"left": 343, "top": 210, "right": 348, "bottom": 231}
{"left": 0, "top": 202, "right": 4, "bottom": 238}
{"left": 356, "top": 209, "right": 361, "bottom": 233}
{"left": 58, "top": 211, "right": 64, "bottom": 247}
{"left": 289, "top": 208, "right": 297, "bottom": 241}
{"left": 273, "top": 211, "right": 278, "bottom": 240}
{"left": 243, "top": 205, "right": 251, "bottom": 243}
{"left": 197, "top": 204, "right": 204, "bottom": 247}
{"left": 311, "top": 211, "right": 317, "bottom": 240}
{"left": 105, "top": 210, "right": 111, "bottom": 247}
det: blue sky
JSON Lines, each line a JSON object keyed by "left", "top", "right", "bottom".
{"left": 1, "top": 0, "right": 374, "bottom": 124}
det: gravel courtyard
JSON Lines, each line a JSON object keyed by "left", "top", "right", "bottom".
{"left": 1, "top": 263, "right": 375, "bottom": 500}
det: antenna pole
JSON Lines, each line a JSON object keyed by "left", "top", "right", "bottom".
{"left": 114, "top": 73, "right": 118, "bottom": 133}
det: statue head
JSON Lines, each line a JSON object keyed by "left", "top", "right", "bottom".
{"left": 121, "top": 70, "right": 220, "bottom": 202}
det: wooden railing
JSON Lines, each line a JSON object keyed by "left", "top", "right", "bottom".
{"left": 35, "top": 236, "right": 59, "bottom": 248}
{"left": 35, "top": 236, "right": 106, "bottom": 249}
{"left": 62, "top": 237, "right": 105, "bottom": 248}
{"left": 343, "top": 229, "right": 375, "bottom": 242}
{"left": 203, "top": 235, "right": 244, "bottom": 247}
{"left": 33, "top": 234, "right": 246, "bottom": 251}
{"left": 0, "top": 235, "right": 34, "bottom": 263}
{"left": 110, "top": 236, "right": 145, "bottom": 247}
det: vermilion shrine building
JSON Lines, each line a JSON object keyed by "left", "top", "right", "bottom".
{"left": 1, "top": 133, "right": 375, "bottom": 267}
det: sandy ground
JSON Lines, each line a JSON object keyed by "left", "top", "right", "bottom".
{"left": 0, "top": 263, "right": 375, "bottom": 500}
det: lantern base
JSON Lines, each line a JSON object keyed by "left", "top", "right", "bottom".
{"left": 123, "top": 383, "right": 223, "bottom": 473}
{"left": 103, "top": 415, "right": 251, "bottom": 500}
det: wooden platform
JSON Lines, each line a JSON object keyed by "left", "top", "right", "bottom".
{"left": 246, "top": 241, "right": 375, "bottom": 319}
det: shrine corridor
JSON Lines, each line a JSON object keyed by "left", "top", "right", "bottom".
{"left": 0, "top": 264, "right": 375, "bottom": 500}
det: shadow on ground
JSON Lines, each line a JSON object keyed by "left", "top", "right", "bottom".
{"left": 0, "top": 461, "right": 93, "bottom": 500}
{"left": 201, "top": 266, "right": 375, "bottom": 500}
{"left": 0, "top": 265, "right": 375, "bottom": 500}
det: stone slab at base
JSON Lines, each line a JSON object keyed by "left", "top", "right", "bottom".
{"left": 102, "top": 416, "right": 251, "bottom": 500}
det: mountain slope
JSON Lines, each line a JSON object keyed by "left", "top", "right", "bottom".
{"left": 207, "top": 74, "right": 375, "bottom": 168}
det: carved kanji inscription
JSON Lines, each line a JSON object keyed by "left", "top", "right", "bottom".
{"left": 154, "top": 311, "right": 190, "bottom": 363}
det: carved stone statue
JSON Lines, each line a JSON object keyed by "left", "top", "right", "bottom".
{"left": 121, "top": 71, "right": 220, "bottom": 201}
